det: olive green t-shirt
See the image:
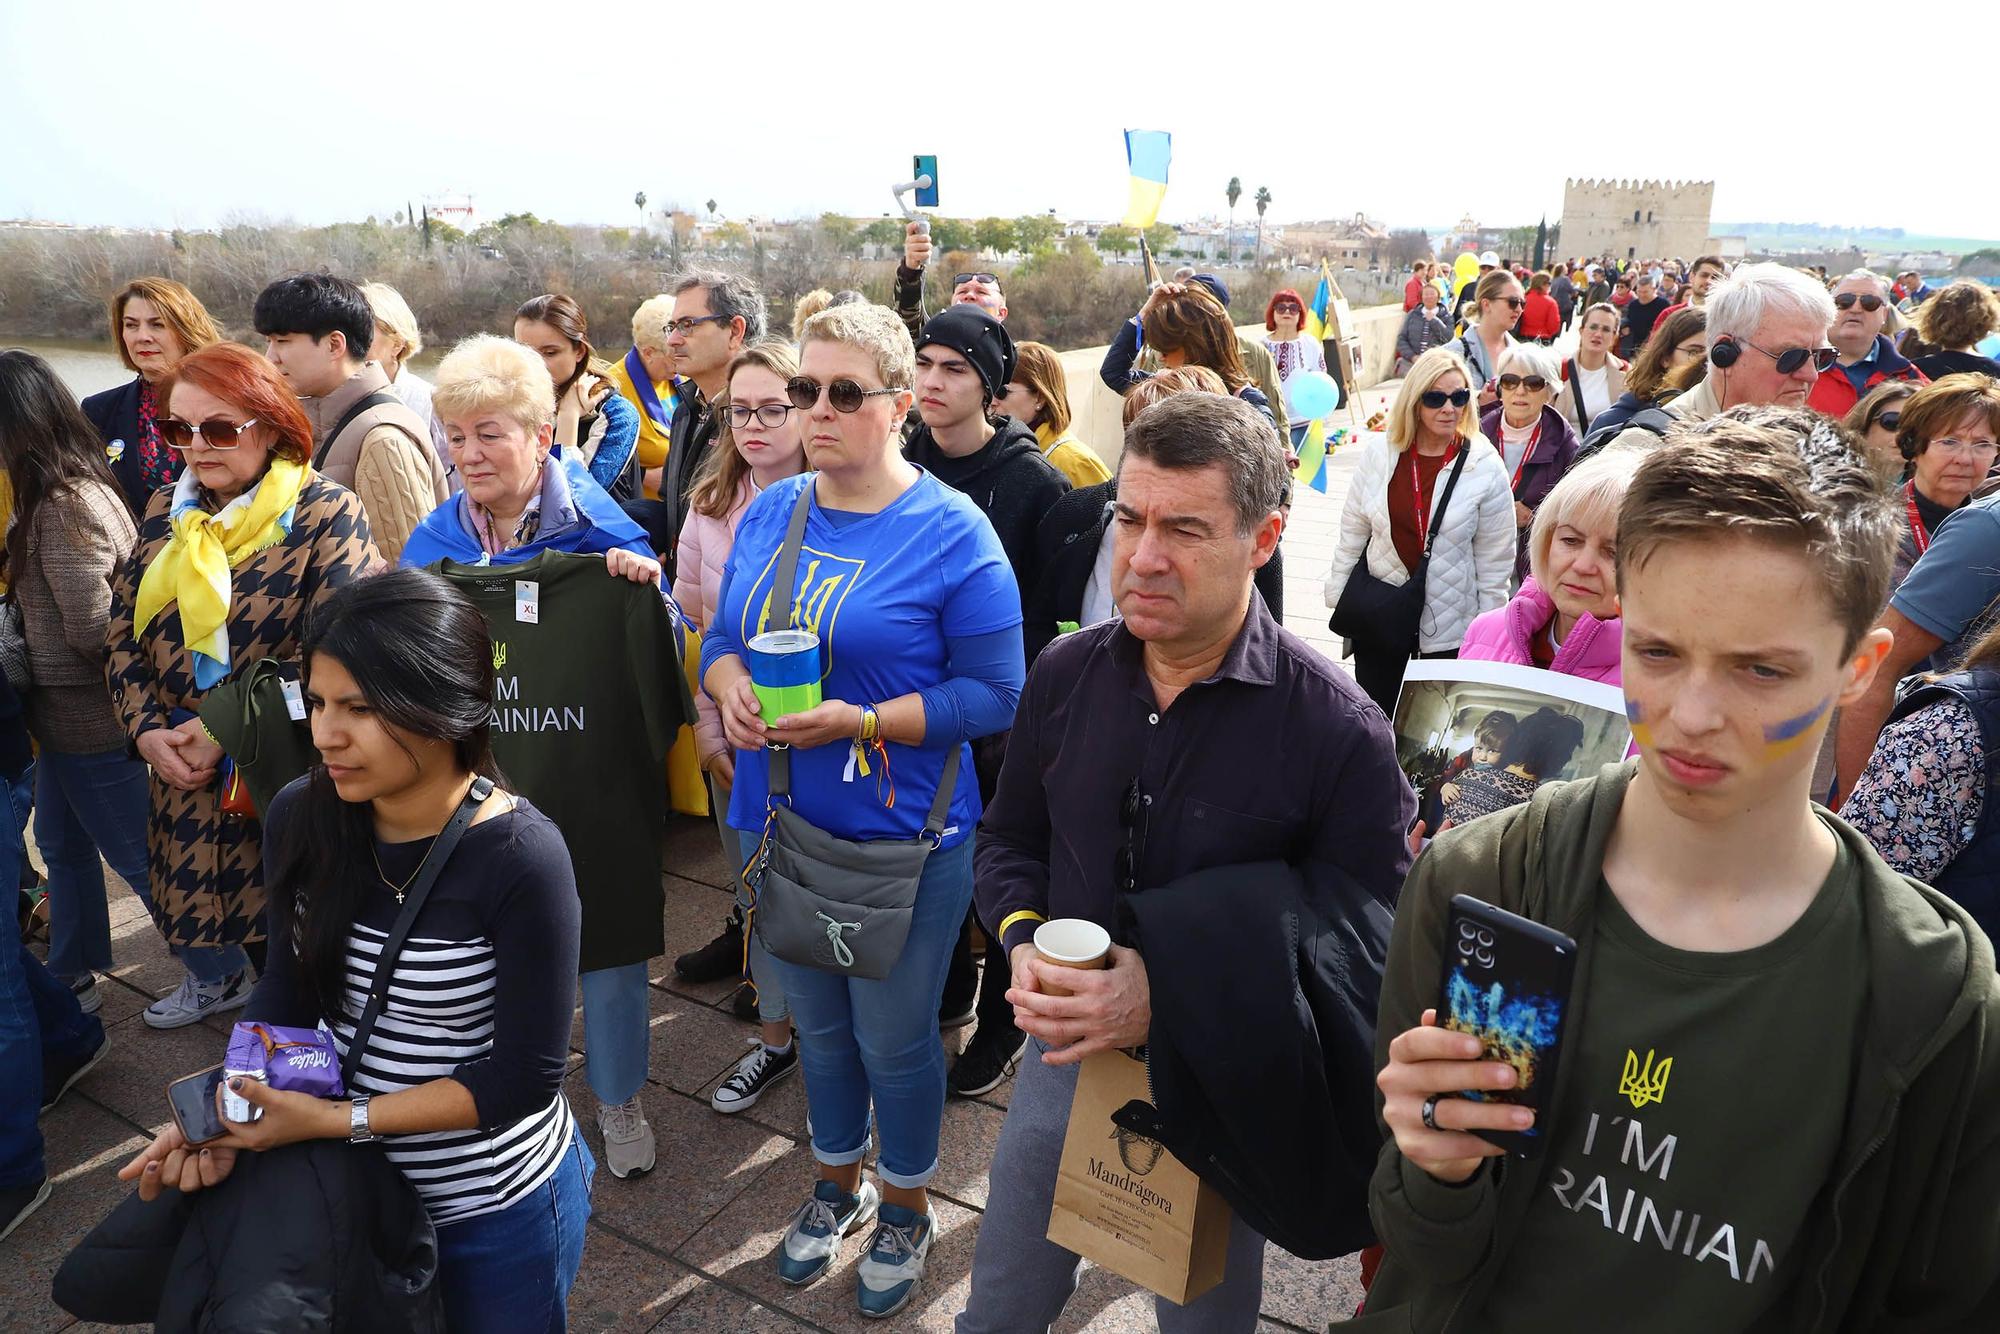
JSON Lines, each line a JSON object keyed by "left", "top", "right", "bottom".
{"left": 1480, "top": 829, "right": 1865, "bottom": 1332}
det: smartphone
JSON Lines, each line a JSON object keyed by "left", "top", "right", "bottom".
{"left": 166, "top": 1064, "right": 229, "bottom": 1146}
{"left": 912, "top": 155, "right": 939, "bottom": 208}
{"left": 1437, "top": 895, "right": 1577, "bottom": 1157}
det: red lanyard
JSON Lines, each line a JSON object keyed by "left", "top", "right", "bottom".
{"left": 1411, "top": 445, "right": 1459, "bottom": 549}
{"left": 1906, "top": 481, "right": 1931, "bottom": 556}
{"left": 1506, "top": 418, "right": 1542, "bottom": 492}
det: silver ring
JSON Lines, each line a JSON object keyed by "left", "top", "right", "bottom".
{"left": 1421, "top": 1095, "right": 1442, "bottom": 1132}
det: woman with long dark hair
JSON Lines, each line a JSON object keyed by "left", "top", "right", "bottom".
{"left": 513, "top": 295, "right": 641, "bottom": 499}
{"left": 0, "top": 352, "right": 145, "bottom": 1016}
{"left": 118, "top": 569, "right": 590, "bottom": 1332}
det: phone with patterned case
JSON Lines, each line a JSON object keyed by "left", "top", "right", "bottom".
{"left": 1438, "top": 894, "right": 1577, "bottom": 1157}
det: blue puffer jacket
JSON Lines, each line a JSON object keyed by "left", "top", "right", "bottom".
{"left": 399, "top": 450, "right": 651, "bottom": 569}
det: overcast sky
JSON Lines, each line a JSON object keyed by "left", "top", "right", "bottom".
{"left": 3, "top": 2, "right": 1991, "bottom": 239}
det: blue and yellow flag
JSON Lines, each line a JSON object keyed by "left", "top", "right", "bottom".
{"left": 1121, "top": 130, "right": 1171, "bottom": 229}
{"left": 1303, "top": 260, "right": 1336, "bottom": 343}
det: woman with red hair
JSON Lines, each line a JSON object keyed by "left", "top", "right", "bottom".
{"left": 1264, "top": 287, "right": 1327, "bottom": 450}
{"left": 106, "top": 344, "right": 379, "bottom": 1028}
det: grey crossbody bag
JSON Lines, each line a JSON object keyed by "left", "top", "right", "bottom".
{"left": 746, "top": 480, "right": 961, "bottom": 980}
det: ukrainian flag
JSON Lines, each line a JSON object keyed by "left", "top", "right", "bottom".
{"left": 1303, "top": 261, "right": 1335, "bottom": 343}
{"left": 1122, "top": 130, "right": 1171, "bottom": 229}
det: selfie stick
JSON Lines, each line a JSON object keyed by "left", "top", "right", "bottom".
{"left": 892, "top": 175, "right": 933, "bottom": 234}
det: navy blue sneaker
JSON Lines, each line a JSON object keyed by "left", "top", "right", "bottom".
{"left": 778, "top": 1178, "right": 879, "bottom": 1286}
{"left": 857, "top": 1202, "right": 933, "bottom": 1318}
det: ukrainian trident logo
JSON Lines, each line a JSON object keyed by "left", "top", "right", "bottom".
{"left": 1619, "top": 1048, "right": 1672, "bottom": 1108}
{"left": 492, "top": 642, "right": 508, "bottom": 672}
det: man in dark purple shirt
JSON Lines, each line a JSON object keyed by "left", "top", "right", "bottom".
{"left": 957, "top": 393, "right": 1414, "bottom": 1333}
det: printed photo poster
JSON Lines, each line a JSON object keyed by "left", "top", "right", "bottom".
{"left": 1393, "top": 659, "right": 1632, "bottom": 840}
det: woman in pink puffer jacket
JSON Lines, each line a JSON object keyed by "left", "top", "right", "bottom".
{"left": 1458, "top": 447, "right": 1644, "bottom": 684}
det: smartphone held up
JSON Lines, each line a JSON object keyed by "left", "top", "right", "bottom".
{"left": 1437, "top": 895, "right": 1577, "bottom": 1157}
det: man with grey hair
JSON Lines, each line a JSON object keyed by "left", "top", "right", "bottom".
{"left": 1590, "top": 261, "right": 1837, "bottom": 454}
{"left": 652, "top": 268, "right": 767, "bottom": 577}
{"left": 961, "top": 393, "right": 1412, "bottom": 1332}
{"left": 1807, "top": 269, "right": 1928, "bottom": 417}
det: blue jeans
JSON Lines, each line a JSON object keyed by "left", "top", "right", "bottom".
{"left": 579, "top": 964, "right": 649, "bottom": 1105}
{"left": 2, "top": 772, "right": 103, "bottom": 1189}
{"left": 435, "top": 1134, "right": 594, "bottom": 1333}
{"left": 765, "top": 834, "right": 975, "bottom": 1189}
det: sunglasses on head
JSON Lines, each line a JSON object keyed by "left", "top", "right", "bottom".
{"left": 1833, "top": 292, "right": 1885, "bottom": 312}
{"left": 785, "top": 376, "right": 902, "bottom": 414}
{"left": 953, "top": 272, "right": 1000, "bottom": 288}
{"left": 159, "top": 416, "right": 259, "bottom": 451}
{"left": 1419, "top": 388, "right": 1473, "bottom": 409}
{"left": 1497, "top": 374, "right": 1549, "bottom": 392}
{"left": 1746, "top": 341, "right": 1839, "bottom": 374}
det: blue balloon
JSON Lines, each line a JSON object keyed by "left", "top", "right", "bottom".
{"left": 1290, "top": 370, "right": 1340, "bottom": 419}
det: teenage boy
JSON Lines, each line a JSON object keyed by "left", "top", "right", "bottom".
{"left": 903, "top": 306, "right": 1069, "bottom": 1097}
{"left": 1363, "top": 411, "right": 2000, "bottom": 1332}
{"left": 1617, "top": 273, "right": 1670, "bottom": 358}
{"left": 254, "top": 273, "right": 447, "bottom": 561}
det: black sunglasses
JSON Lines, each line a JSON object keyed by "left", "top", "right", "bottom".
{"left": 1114, "top": 778, "right": 1146, "bottom": 895}
{"left": 1495, "top": 296, "right": 1526, "bottom": 310}
{"left": 1877, "top": 410, "right": 1902, "bottom": 431}
{"left": 1833, "top": 292, "right": 1885, "bottom": 312}
{"left": 952, "top": 272, "right": 1001, "bottom": 288}
{"left": 1497, "top": 374, "right": 1549, "bottom": 392}
{"left": 786, "top": 376, "right": 902, "bottom": 414}
{"left": 1745, "top": 341, "right": 1839, "bottom": 375}
{"left": 1419, "top": 388, "right": 1473, "bottom": 409}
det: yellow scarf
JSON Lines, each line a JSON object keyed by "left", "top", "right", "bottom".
{"left": 135, "top": 457, "right": 310, "bottom": 685}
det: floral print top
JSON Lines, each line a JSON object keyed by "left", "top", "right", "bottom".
{"left": 1839, "top": 697, "right": 1986, "bottom": 883}
{"left": 133, "top": 379, "right": 179, "bottom": 495}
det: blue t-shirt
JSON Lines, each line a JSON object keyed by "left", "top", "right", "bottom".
{"left": 1892, "top": 494, "right": 2000, "bottom": 671}
{"left": 703, "top": 471, "right": 1020, "bottom": 846}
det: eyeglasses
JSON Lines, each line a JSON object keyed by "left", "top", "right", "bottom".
{"left": 1929, "top": 437, "right": 2000, "bottom": 458}
{"left": 785, "top": 376, "right": 903, "bottom": 414}
{"left": 1419, "top": 388, "right": 1473, "bottom": 409}
{"left": 1877, "top": 410, "right": 1902, "bottom": 431}
{"left": 725, "top": 402, "right": 797, "bottom": 430}
{"left": 1672, "top": 343, "right": 1707, "bottom": 362}
{"left": 1743, "top": 341, "right": 1838, "bottom": 374}
{"left": 1114, "top": 778, "right": 1146, "bottom": 895}
{"left": 1833, "top": 293, "right": 1885, "bottom": 312}
{"left": 1496, "top": 374, "right": 1549, "bottom": 392}
{"left": 1495, "top": 296, "right": 1526, "bottom": 310}
{"left": 666, "top": 314, "right": 729, "bottom": 336}
{"left": 952, "top": 273, "right": 1001, "bottom": 288}
{"left": 1273, "top": 303, "right": 1302, "bottom": 314}
{"left": 160, "top": 416, "right": 259, "bottom": 451}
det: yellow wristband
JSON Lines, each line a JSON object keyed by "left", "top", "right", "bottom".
{"left": 997, "top": 910, "right": 1047, "bottom": 943}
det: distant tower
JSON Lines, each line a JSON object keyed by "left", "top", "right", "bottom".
{"left": 1559, "top": 179, "right": 1713, "bottom": 260}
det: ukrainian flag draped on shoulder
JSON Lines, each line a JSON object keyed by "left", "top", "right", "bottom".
{"left": 1122, "top": 130, "right": 1171, "bottom": 229}
{"left": 134, "top": 457, "right": 310, "bottom": 689}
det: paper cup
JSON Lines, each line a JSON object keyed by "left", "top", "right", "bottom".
{"left": 747, "top": 629, "right": 823, "bottom": 723}
{"left": 1034, "top": 919, "right": 1111, "bottom": 996}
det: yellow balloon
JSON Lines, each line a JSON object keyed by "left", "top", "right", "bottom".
{"left": 1453, "top": 252, "right": 1480, "bottom": 285}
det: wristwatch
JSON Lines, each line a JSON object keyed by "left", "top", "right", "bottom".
{"left": 348, "top": 1094, "right": 375, "bottom": 1144}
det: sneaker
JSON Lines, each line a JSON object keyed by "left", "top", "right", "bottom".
{"left": 595, "top": 1096, "right": 657, "bottom": 1179}
{"left": 144, "top": 970, "right": 250, "bottom": 1030}
{"left": 0, "top": 1179, "right": 51, "bottom": 1244}
{"left": 730, "top": 981, "right": 760, "bottom": 1022}
{"left": 675, "top": 911, "right": 745, "bottom": 984}
{"left": 948, "top": 1029, "right": 1027, "bottom": 1099}
{"left": 778, "top": 1177, "right": 879, "bottom": 1286}
{"left": 66, "top": 973, "right": 102, "bottom": 1016}
{"left": 937, "top": 993, "right": 977, "bottom": 1031}
{"left": 857, "top": 1202, "right": 934, "bottom": 1319}
{"left": 711, "top": 1038, "right": 798, "bottom": 1114}
{"left": 42, "top": 1030, "right": 110, "bottom": 1115}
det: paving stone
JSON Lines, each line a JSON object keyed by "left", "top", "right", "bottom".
{"left": 1260, "top": 1247, "right": 1366, "bottom": 1329}
{"left": 566, "top": 1229, "right": 703, "bottom": 1332}
{"left": 2, "top": 1101, "right": 153, "bottom": 1332}
{"left": 644, "top": 1281, "right": 819, "bottom": 1332}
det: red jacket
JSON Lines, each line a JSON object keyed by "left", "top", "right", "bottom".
{"left": 1518, "top": 291, "right": 1562, "bottom": 339}
{"left": 1805, "top": 335, "right": 1929, "bottom": 417}
{"left": 1404, "top": 275, "right": 1425, "bottom": 312}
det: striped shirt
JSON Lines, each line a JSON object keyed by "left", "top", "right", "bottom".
{"left": 246, "top": 790, "right": 583, "bottom": 1229}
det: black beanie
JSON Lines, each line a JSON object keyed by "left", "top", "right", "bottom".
{"left": 915, "top": 306, "right": 1016, "bottom": 400}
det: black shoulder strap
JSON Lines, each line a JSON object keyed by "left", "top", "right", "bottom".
{"left": 1565, "top": 360, "right": 1591, "bottom": 436}
{"left": 1421, "top": 445, "right": 1473, "bottom": 560}
{"left": 315, "top": 390, "right": 402, "bottom": 468}
{"left": 340, "top": 775, "right": 495, "bottom": 1090}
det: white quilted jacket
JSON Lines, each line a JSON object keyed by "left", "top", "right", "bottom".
{"left": 1322, "top": 435, "right": 1516, "bottom": 652}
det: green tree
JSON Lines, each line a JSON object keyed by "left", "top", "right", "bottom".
{"left": 712, "top": 221, "right": 752, "bottom": 251}
{"left": 818, "top": 212, "right": 861, "bottom": 254}
{"left": 1226, "top": 176, "right": 1242, "bottom": 265}
{"left": 1958, "top": 248, "right": 2000, "bottom": 275}
{"left": 975, "top": 217, "right": 1019, "bottom": 255}
{"left": 930, "top": 216, "right": 976, "bottom": 252}
{"left": 1015, "top": 214, "right": 1062, "bottom": 252}
{"left": 861, "top": 217, "right": 903, "bottom": 250}
{"left": 1253, "top": 186, "right": 1272, "bottom": 267}
{"left": 1097, "top": 225, "right": 1138, "bottom": 256}
{"left": 1144, "top": 222, "right": 1178, "bottom": 255}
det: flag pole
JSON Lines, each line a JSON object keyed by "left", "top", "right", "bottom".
{"left": 1139, "top": 230, "right": 1162, "bottom": 288}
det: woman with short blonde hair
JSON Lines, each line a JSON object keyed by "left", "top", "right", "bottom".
{"left": 1325, "top": 347, "right": 1516, "bottom": 712}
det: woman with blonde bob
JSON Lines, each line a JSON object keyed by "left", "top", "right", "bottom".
{"left": 1324, "top": 347, "right": 1515, "bottom": 714}
{"left": 995, "top": 341, "right": 1110, "bottom": 486}
{"left": 359, "top": 281, "right": 450, "bottom": 473}
{"left": 82, "top": 277, "right": 225, "bottom": 515}
{"left": 1458, "top": 446, "right": 1646, "bottom": 683}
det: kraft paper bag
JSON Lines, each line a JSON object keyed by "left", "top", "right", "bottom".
{"left": 1046, "top": 1049, "right": 1232, "bottom": 1305}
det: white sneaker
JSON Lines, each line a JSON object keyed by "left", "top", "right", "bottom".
{"left": 857, "top": 1202, "right": 935, "bottom": 1318}
{"left": 66, "top": 973, "right": 102, "bottom": 1016}
{"left": 711, "top": 1038, "right": 799, "bottom": 1114}
{"left": 144, "top": 970, "right": 249, "bottom": 1029}
{"left": 596, "top": 1096, "right": 656, "bottom": 1178}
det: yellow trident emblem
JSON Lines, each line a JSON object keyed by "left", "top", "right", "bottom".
{"left": 1619, "top": 1048, "right": 1672, "bottom": 1109}
{"left": 492, "top": 642, "right": 508, "bottom": 672}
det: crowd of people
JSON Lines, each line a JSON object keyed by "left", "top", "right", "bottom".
{"left": 4, "top": 224, "right": 2000, "bottom": 1333}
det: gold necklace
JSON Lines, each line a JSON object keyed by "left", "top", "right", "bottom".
{"left": 371, "top": 779, "right": 478, "bottom": 904}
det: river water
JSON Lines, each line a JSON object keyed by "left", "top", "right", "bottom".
{"left": 7, "top": 338, "right": 446, "bottom": 401}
